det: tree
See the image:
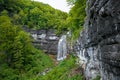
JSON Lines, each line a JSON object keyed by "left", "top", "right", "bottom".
{"left": 0, "top": 15, "right": 20, "bottom": 66}
{"left": 66, "top": 0, "right": 86, "bottom": 39}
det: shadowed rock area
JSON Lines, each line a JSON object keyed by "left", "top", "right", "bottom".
{"left": 24, "top": 28, "right": 59, "bottom": 54}
{"left": 75, "top": 0, "right": 120, "bottom": 80}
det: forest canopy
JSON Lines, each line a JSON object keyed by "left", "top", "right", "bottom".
{"left": 0, "top": 0, "right": 86, "bottom": 80}
{"left": 0, "top": 0, "right": 68, "bottom": 31}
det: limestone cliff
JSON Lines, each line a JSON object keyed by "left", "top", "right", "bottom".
{"left": 24, "top": 28, "right": 59, "bottom": 54}
{"left": 75, "top": 0, "right": 120, "bottom": 80}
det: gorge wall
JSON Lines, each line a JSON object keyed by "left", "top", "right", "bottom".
{"left": 24, "top": 28, "right": 59, "bottom": 54}
{"left": 75, "top": 0, "right": 120, "bottom": 80}
{"left": 24, "top": 28, "right": 68, "bottom": 60}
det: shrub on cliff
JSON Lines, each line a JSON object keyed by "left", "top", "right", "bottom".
{"left": 66, "top": 0, "right": 86, "bottom": 39}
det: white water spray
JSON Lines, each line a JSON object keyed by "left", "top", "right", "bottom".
{"left": 57, "top": 35, "right": 67, "bottom": 61}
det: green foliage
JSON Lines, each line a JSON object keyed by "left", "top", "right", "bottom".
{"left": 69, "top": 74, "right": 83, "bottom": 80}
{"left": 0, "top": 15, "right": 54, "bottom": 80}
{"left": 0, "top": 49, "right": 54, "bottom": 80}
{"left": 66, "top": 0, "right": 86, "bottom": 40}
{"left": 0, "top": 0, "right": 68, "bottom": 32}
{"left": 41, "top": 56, "right": 83, "bottom": 80}
{"left": 0, "top": 64, "right": 18, "bottom": 80}
{"left": 0, "top": 0, "right": 87, "bottom": 80}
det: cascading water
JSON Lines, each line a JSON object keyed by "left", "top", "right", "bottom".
{"left": 57, "top": 35, "right": 67, "bottom": 61}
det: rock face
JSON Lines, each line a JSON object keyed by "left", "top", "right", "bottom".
{"left": 75, "top": 0, "right": 120, "bottom": 80}
{"left": 26, "top": 29, "right": 59, "bottom": 54}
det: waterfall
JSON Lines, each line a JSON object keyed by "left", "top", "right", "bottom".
{"left": 57, "top": 35, "right": 67, "bottom": 61}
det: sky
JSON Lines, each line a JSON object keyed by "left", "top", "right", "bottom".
{"left": 34, "top": 0, "right": 71, "bottom": 13}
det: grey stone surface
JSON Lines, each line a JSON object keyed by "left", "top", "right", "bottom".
{"left": 26, "top": 29, "right": 59, "bottom": 54}
{"left": 75, "top": 0, "right": 120, "bottom": 80}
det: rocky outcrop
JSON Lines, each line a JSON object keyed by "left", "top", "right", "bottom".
{"left": 75, "top": 0, "right": 120, "bottom": 80}
{"left": 24, "top": 28, "right": 59, "bottom": 54}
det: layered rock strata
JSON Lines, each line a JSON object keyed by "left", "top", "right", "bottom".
{"left": 24, "top": 29, "right": 59, "bottom": 54}
{"left": 75, "top": 0, "right": 120, "bottom": 80}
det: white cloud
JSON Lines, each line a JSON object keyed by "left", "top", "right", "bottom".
{"left": 34, "top": 0, "right": 71, "bottom": 12}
